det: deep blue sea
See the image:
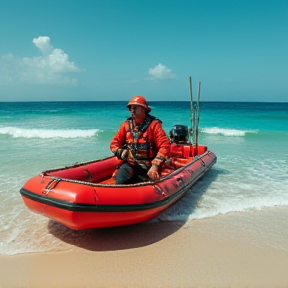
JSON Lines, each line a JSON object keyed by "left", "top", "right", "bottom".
{"left": 1, "top": 101, "right": 288, "bottom": 255}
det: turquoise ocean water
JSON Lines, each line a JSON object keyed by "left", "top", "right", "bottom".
{"left": 1, "top": 101, "right": 288, "bottom": 255}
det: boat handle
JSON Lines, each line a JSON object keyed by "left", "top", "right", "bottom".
{"left": 43, "top": 178, "right": 60, "bottom": 195}
{"left": 154, "top": 185, "right": 166, "bottom": 197}
{"left": 176, "top": 177, "right": 185, "bottom": 186}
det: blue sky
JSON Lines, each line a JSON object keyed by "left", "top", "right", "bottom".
{"left": 0, "top": 0, "right": 287, "bottom": 102}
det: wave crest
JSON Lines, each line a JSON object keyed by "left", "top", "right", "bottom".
{"left": 202, "top": 127, "right": 258, "bottom": 137}
{"left": 0, "top": 126, "right": 100, "bottom": 139}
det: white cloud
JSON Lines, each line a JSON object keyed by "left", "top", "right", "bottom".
{"left": 0, "top": 36, "right": 83, "bottom": 85}
{"left": 148, "top": 63, "right": 176, "bottom": 80}
{"left": 33, "top": 36, "right": 54, "bottom": 55}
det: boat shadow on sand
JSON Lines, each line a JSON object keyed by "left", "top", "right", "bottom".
{"left": 48, "top": 168, "right": 221, "bottom": 252}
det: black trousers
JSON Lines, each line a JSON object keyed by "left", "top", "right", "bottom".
{"left": 115, "top": 162, "right": 150, "bottom": 184}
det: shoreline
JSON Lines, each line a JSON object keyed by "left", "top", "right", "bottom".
{"left": 1, "top": 207, "right": 288, "bottom": 288}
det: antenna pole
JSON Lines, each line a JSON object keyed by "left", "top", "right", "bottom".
{"left": 195, "top": 82, "right": 201, "bottom": 154}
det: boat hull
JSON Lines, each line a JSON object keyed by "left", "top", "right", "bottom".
{"left": 20, "top": 150, "right": 217, "bottom": 229}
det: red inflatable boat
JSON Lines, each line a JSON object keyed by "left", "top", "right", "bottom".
{"left": 20, "top": 140, "right": 216, "bottom": 230}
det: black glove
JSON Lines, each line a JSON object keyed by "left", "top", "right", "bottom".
{"left": 115, "top": 148, "right": 128, "bottom": 160}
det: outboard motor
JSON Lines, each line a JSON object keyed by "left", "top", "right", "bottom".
{"left": 169, "top": 125, "right": 189, "bottom": 143}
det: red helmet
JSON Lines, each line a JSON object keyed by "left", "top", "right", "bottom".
{"left": 126, "top": 95, "right": 151, "bottom": 112}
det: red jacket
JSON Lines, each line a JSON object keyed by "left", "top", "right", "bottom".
{"left": 110, "top": 116, "right": 170, "bottom": 167}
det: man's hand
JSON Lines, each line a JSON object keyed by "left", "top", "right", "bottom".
{"left": 115, "top": 148, "right": 128, "bottom": 160}
{"left": 147, "top": 165, "right": 160, "bottom": 181}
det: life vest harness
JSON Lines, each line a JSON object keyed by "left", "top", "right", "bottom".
{"left": 126, "top": 115, "right": 160, "bottom": 167}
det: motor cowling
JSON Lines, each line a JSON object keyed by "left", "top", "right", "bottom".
{"left": 169, "top": 125, "right": 189, "bottom": 143}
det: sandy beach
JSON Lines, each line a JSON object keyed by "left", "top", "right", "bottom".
{"left": 1, "top": 207, "right": 288, "bottom": 288}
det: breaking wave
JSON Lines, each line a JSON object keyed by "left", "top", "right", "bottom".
{"left": 201, "top": 127, "right": 258, "bottom": 137}
{"left": 0, "top": 126, "right": 100, "bottom": 139}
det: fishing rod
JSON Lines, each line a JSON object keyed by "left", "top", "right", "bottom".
{"left": 189, "top": 76, "right": 194, "bottom": 144}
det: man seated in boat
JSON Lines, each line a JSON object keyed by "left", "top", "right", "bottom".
{"left": 110, "top": 95, "right": 170, "bottom": 184}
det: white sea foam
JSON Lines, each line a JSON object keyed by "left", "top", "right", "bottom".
{"left": 0, "top": 126, "right": 100, "bottom": 139}
{"left": 202, "top": 127, "right": 258, "bottom": 137}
